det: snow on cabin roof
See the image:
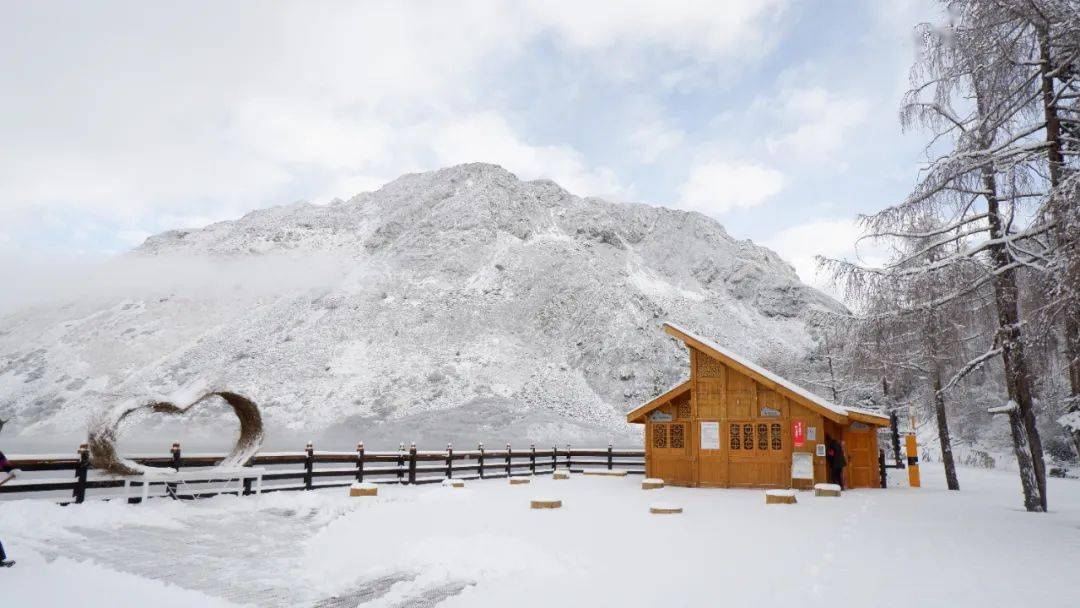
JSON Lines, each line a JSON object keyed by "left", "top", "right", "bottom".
{"left": 844, "top": 405, "right": 892, "bottom": 421}
{"left": 660, "top": 323, "right": 889, "bottom": 426}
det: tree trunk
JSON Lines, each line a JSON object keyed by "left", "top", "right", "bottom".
{"left": 982, "top": 167, "right": 1048, "bottom": 512}
{"left": 1037, "top": 25, "right": 1080, "bottom": 458}
{"left": 933, "top": 369, "right": 959, "bottom": 491}
{"left": 1007, "top": 407, "right": 1042, "bottom": 513}
{"left": 969, "top": 66, "right": 1047, "bottom": 511}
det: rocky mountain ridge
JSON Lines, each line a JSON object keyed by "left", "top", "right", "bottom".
{"left": 0, "top": 163, "right": 842, "bottom": 448}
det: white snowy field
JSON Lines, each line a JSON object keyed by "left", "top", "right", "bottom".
{"left": 1, "top": 467, "right": 1078, "bottom": 608}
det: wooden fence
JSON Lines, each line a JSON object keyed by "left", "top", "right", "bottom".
{"left": 1, "top": 442, "right": 646, "bottom": 504}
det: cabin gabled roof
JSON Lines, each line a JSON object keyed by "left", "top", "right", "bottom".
{"left": 626, "top": 380, "right": 690, "bottom": 423}
{"left": 626, "top": 323, "right": 889, "bottom": 426}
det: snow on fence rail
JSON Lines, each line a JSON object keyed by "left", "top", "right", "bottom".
{"left": 1, "top": 442, "right": 646, "bottom": 504}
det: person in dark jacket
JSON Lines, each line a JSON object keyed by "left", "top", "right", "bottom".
{"left": 825, "top": 436, "right": 847, "bottom": 490}
{"left": 0, "top": 439, "right": 16, "bottom": 567}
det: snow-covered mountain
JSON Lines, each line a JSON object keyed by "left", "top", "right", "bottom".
{"left": 0, "top": 163, "right": 842, "bottom": 448}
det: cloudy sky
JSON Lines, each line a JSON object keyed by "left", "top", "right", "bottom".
{"left": 1, "top": 1, "right": 939, "bottom": 287}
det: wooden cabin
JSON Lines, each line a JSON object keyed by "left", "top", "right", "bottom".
{"left": 628, "top": 323, "right": 890, "bottom": 490}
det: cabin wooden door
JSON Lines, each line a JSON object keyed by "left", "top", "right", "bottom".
{"left": 727, "top": 420, "right": 787, "bottom": 487}
{"left": 697, "top": 420, "right": 726, "bottom": 487}
{"left": 649, "top": 422, "right": 693, "bottom": 485}
{"left": 843, "top": 425, "right": 874, "bottom": 488}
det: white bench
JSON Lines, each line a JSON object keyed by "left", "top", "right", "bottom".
{"left": 123, "top": 467, "right": 265, "bottom": 503}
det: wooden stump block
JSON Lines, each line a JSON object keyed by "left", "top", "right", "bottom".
{"left": 641, "top": 478, "right": 664, "bottom": 490}
{"left": 552, "top": 471, "right": 571, "bottom": 480}
{"left": 814, "top": 483, "right": 841, "bottom": 497}
{"left": 582, "top": 469, "right": 627, "bottom": 477}
{"left": 530, "top": 498, "right": 562, "bottom": 509}
{"left": 765, "top": 489, "right": 797, "bottom": 504}
{"left": 442, "top": 479, "right": 465, "bottom": 488}
{"left": 349, "top": 482, "right": 378, "bottom": 497}
{"left": 649, "top": 503, "right": 682, "bottom": 514}
{"left": 509, "top": 478, "right": 531, "bottom": 485}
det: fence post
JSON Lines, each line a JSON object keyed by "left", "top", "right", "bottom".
{"left": 505, "top": 443, "right": 512, "bottom": 477}
{"left": 397, "top": 443, "right": 405, "bottom": 484}
{"left": 607, "top": 441, "right": 613, "bottom": 470}
{"left": 478, "top": 443, "right": 485, "bottom": 479}
{"left": 356, "top": 441, "right": 365, "bottom": 483}
{"left": 566, "top": 443, "right": 572, "bottom": 470}
{"left": 889, "top": 412, "right": 904, "bottom": 468}
{"left": 304, "top": 441, "right": 314, "bottom": 490}
{"left": 73, "top": 443, "right": 89, "bottom": 504}
{"left": 878, "top": 449, "right": 887, "bottom": 488}
{"left": 552, "top": 444, "right": 557, "bottom": 472}
{"left": 167, "top": 441, "right": 181, "bottom": 498}
{"left": 530, "top": 444, "right": 536, "bottom": 475}
{"left": 408, "top": 443, "right": 417, "bottom": 484}
{"left": 446, "top": 443, "right": 453, "bottom": 479}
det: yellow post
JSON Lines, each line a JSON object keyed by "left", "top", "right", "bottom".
{"left": 906, "top": 433, "right": 921, "bottom": 488}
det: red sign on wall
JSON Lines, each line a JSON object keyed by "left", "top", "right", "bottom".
{"left": 792, "top": 420, "right": 805, "bottom": 447}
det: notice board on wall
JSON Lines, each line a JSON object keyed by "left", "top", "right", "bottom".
{"left": 700, "top": 421, "right": 720, "bottom": 450}
{"left": 792, "top": 452, "right": 814, "bottom": 480}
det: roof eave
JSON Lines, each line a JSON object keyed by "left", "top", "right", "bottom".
{"left": 846, "top": 410, "right": 891, "bottom": 426}
{"left": 626, "top": 380, "right": 691, "bottom": 423}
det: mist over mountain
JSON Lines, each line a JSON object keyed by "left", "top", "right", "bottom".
{"left": 0, "top": 163, "right": 842, "bottom": 449}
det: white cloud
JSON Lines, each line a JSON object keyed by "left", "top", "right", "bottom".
{"left": 430, "top": 113, "right": 627, "bottom": 199}
{"left": 625, "top": 121, "right": 686, "bottom": 164}
{"left": 5, "top": 1, "right": 790, "bottom": 254}
{"left": 0, "top": 2, "right": 532, "bottom": 244}
{"left": 762, "top": 217, "right": 892, "bottom": 293}
{"left": 764, "top": 87, "right": 869, "bottom": 168}
{"left": 676, "top": 161, "right": 786, "bottom": 216}
{"left": 228, "top": 98, "right": 392, "bottom": 169}
{"left": 524, "top": 0, "right": 788, "bottom": 57}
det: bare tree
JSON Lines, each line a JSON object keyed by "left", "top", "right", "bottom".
{"left": 822, "top": 2, "right": 1061, "bottom": 510}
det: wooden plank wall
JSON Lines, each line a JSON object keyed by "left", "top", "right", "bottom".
{"left": 643, "top": 347, "right": 837, "bottom": 489}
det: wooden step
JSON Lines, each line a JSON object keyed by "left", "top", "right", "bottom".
{"left": 765, "top": 489, "right": 797, "bottom": 504}
{"left": 530, "top": 498, "right": 562, "bottom": 509}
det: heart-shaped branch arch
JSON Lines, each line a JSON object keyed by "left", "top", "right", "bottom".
{"left": 88, "top": 391, "right": 264, "bottom": 476}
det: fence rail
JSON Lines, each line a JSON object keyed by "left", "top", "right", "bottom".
{"left": 1, "top": 442, "right": 646, "bottom": 504}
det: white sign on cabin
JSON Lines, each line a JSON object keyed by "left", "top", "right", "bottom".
{"left": 816, "top": 444, "right": 827, "bottom": 457}
{"left": 792, "top": 452, "right": 814, "bottom": 480}
{"left": 700, "top": 421, "right": 720, "bottom": 450}
{"left": 807, "top": 426, "right": 817, "bottom": 441}
{"left": 759, "top": 406, "right": 781, "bottom": 417}
{"left": 649, "top": 411, "right": 673, "bottom": 422}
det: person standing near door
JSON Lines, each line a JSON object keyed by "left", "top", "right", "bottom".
{"left": 825, "top": 436, "right": 847, "bottom": 490}
{"left": 0, "top": 424, "right": 18, "bottom": 567}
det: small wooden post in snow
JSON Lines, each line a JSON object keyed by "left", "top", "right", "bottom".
{"left": 304, "top": 441, "right": 314, "bottom": 490}
{"left": 478, "top": 443, "right": 485, "bottom": 479}
{"left": 168, "top": 441, "right": 182, "bottom": 497}
{"left": 407, "top": 443, "right": 418, "bottom": 484}
{"left": 446, "top": 443, "right": 453, "bottom": 479}
{"left": 356, "top": 441, "right": 365, "bottom": 483}
{"left": 73, "top": 443, "right": 90, "bottom": 504}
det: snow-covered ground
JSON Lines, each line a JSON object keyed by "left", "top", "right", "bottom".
{"left": 2, "top": 466, "right": 1078, "bottom": 607}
